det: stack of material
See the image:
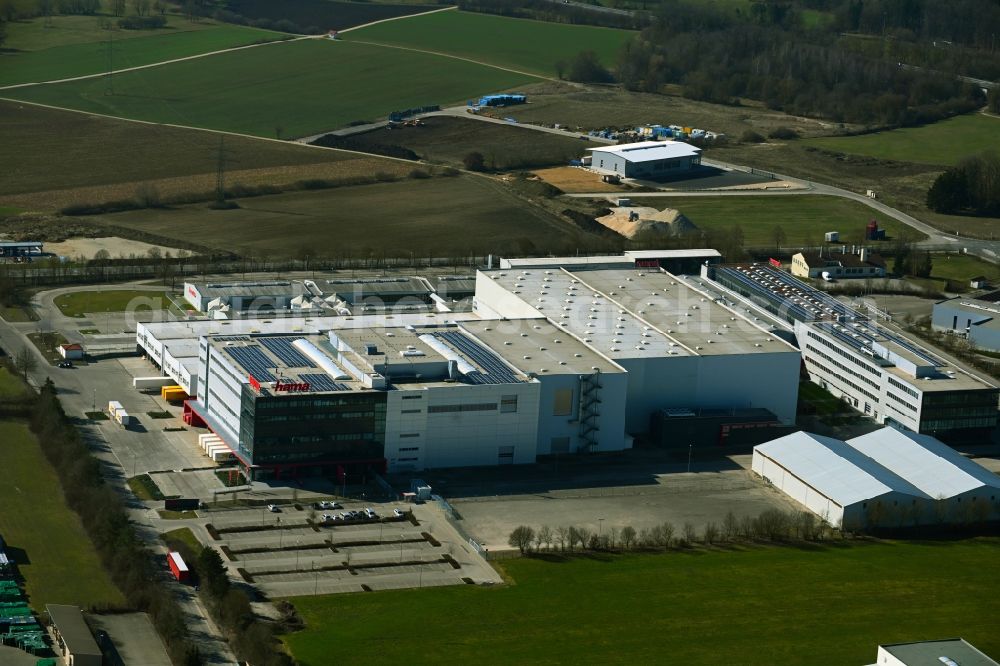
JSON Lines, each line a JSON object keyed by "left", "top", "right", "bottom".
{"left": 596, "top": 206, "right": 697, "bottom": 238}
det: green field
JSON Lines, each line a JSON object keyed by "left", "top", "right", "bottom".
{"left": 0, "top": 367, "right": 31, "bottom": 398}
{"left": 347, "top": 10, "right": 634, "bottom": 77}
{"left": 0, "top": 99, "right": 392, "bottom": 210}
{"left": 343, "top": 115, "right": 596, "bottom": 169}
{"left": 805, "top": 114, "right": 1000, "bottom": 167}
{"left": 0, "top": 19, "right": 287, "bottom": 87}
{"left": 0, "top": 421, "right": 123, "bottom": 610}
{"left": 929, "top": 254, "right": 1000, "bottom": 284}
{"left": 627, "top": 194, "right": 924, "bottom": 246}
{"left": 53, "top": 289, "right": 169, "bottom": 317}
{"left": 3, "top": 13, "right": 219, "bottom": 51}
{"left": 7, "top": 39, "right": 537, "bottom": 137}
{"left": 285, "top": 540, "right": 1000, "bottom": 665}
{"left": 92, "top": 176, "right": 588, "bottom": 257}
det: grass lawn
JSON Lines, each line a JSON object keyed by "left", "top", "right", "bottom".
{"left": 92, "top": 176, "right": 586, "bottom": 257}
{"left": 626, "top": 194, "right": 924, "bottom": 246}
{"left": 797, "top": 380, "right": 847, "bottom": 417}
{"left": 26, "top": 331, "right": 69, "bottom": 365}
{"left": 7, "top": 39, "right": 538, "bottom": 138}
{"left": 929, "top": 254, "right": 1000, "bottom": 284}
{"left": 53, "top": 289, "right": 168, "bottom": 317}
{"left": 347, "top": 10, "right": 634, "bottom": 78}
{"left": 0, "top": 421, "right": 123, "bottom": 611}
{"left": 128, "top": 474, "right": 165, "bottom": 501}
{"left": 0, "top": 305, "right": 36, "bottom": 322}
{"left": 0, "top": 19, "right": 287, "bottom": 87}
{"left": 284, "top": 539, "right": 1000, "bottom": 665}
{"left": 0, "top": 366, "right": 31, "bottom": 398}
{"left": 345, "top": 116, "right": 596, "bottom": 169}
{"left": 804, "top": 114, "right": 1000, "bottom": 167}
{"left": 161, "top": 527, "right": 203, "bottom": 555}
{"left": 708, "top": 142, "right": 1000, "bottom": 240}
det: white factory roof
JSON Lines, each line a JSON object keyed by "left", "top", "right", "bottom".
{"left": 140, "top": 312, "right": 481, "bottom": 342}
{"left": 587, "top": 140, "right": 701, "bottom": 163}
{"left": 483, "top": 267, "right": 795, "bottom": 358}
{"left": 754, "top": 432, "right": 931, "bottom": 506}
{"left": 188, "top": 280, "right": 306, "bottom": 299}
{"left": 847, "top": 428, "right": 1000, "bottom": 499}
{"left": 879, "top": 639, "right": 999, "bottom": 666}
{"left": 499, "top": 255, "right": 633, "bottom": 269}
{"left": 460, "top": 318, "right": 623, "bottom": 376}
{"left": 624, "top": 249, "right": 721, "bottom": 260}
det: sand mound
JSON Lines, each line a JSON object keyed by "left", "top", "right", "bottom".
{"left": 596, "top": 206, "right": 697, "bottom": 239}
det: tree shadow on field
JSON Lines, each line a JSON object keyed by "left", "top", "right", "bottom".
{"left": 527, "top": 551, "right": 619, "bottom": 564}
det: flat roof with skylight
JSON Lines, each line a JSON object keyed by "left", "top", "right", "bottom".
{"left": 587, "top": 140, "right": 701, "bottom": 162}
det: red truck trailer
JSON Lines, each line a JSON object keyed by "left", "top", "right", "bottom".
{"left": 167, "top": 551, "right": 190, "bottom": 582}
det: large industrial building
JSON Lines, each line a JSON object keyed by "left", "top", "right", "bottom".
{"left": 587, "top": 141, "right": 702, "bottom": 179}
{"left": 138, "top": 251, "right": 801, "bottom": 480}
{"left": 708, "top": 262, "right": 999, "bottom": 442}
{"left": 183, "top": 280, "right": 309, "bottom": 313}
{"left": 753, "top": 427, "right": 1000, "bottom": 529}
{"left": 932, "top": 290, "right": 1000, "bottom": 352}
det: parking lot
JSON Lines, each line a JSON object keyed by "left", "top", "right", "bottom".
{"left": 201, "top": 501, "right": 501, "bottom": 597}
{"left": 418, "top": 452, "right": 799, "bottom": 551}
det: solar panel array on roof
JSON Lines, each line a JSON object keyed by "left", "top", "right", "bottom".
{"left": 299, "top": 373, "right": 349, "bottom": 393}
{"left": 223, "top": 346, "right": 276, "bottom": 382}
{"left": 258, "top": 337, "right": 315, "bottom": 368}
{"left": 433, "top": 331, "right": 520, "bottom": 385}
{"left": 214, "top": 335, "right": 251, "bottom": 342}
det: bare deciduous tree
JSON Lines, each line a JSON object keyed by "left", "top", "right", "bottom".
{"left": 13, "top": 345, "right": 36, "bottom": 381}
{"left": 723, "top": 511, "right": 739, "bottom": 541}
{"left": 620, "top": 526, "right": 637, "bottom": 550}
{"left": 508, "top": 526, "right": 535, "bottom": 554}
{"left": 537, "top": 525, "right": 553, "bottom": 551}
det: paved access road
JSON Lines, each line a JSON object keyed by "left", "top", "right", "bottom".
{"left": 0, "top": 295, "right": 239, "bottom": 665}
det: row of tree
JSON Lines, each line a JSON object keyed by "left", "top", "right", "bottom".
{"left": 191, "top": 547, "right": 293, "bottom": 666}
{"left": 28, "top": 380, "right": 203, "bottom": 665}
{"left": 927, "top": 152, "right": 1000, "bottom": 217}
{"left": 26, "top": 373, "right": 295, "bottom": 664}
{"left": 614, "top": 17, "right": 983, "bottom": 125}
{"left": 507, "top": 508, "right": 831, "bottom": 554}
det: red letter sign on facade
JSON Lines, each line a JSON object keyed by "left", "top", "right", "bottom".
{"left": 248, "top": 375, "right": 261, "bottom": 392}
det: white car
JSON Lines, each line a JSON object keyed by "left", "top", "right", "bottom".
{"left": 393, "top": 508, "right": 406, "bottom": 518}
{"left": 267, "top": 504, "right": 280, "bottom": 513}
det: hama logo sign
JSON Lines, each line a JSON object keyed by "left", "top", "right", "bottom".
{"left": 275, "top": 381, "right": 310, "bottom": 392}
{"left": 248, "top": 376, "right": 310, "bottom": 392}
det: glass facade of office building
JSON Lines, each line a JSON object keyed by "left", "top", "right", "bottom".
{"left": 239, "top": 386, "right": 387, "bottom": 478}
{"left": 920, "top": 389, "right": 999, "bottom": 442}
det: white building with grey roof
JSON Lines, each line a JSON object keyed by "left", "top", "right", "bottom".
{"left": 753, "top": 428, "right": 1000, "bottom": 529}
{"left": 475, "top": 264, "right": 801, "bottom": 432}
